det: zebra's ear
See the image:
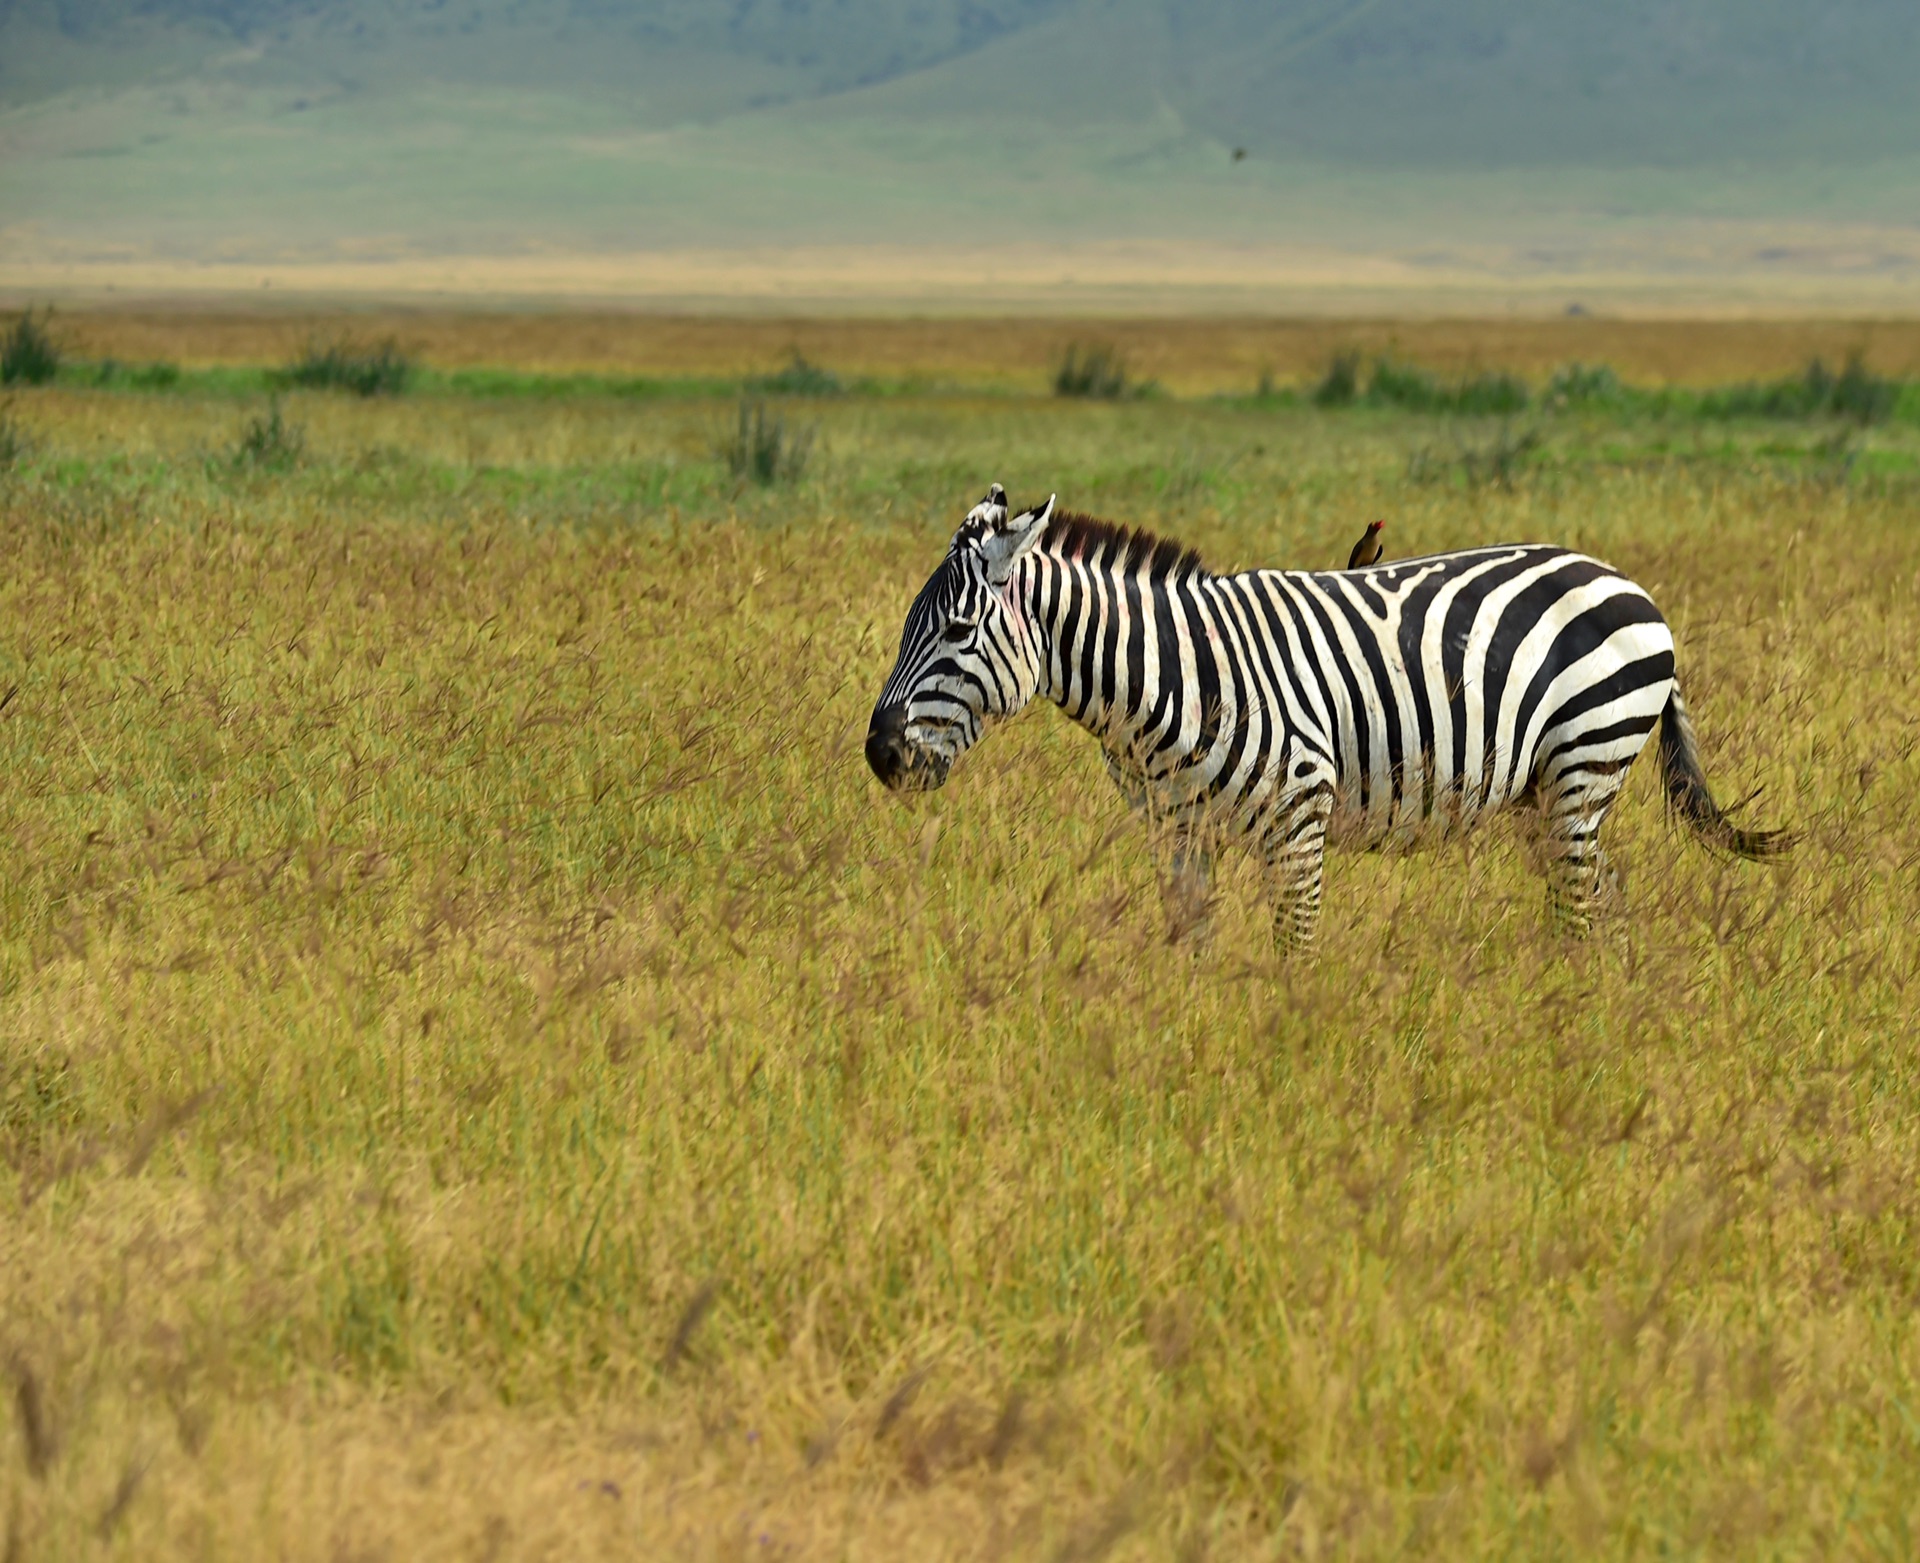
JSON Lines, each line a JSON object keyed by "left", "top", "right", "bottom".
{"left": 983, "top": 493, "right": 1054, "bottom": 584}
{"left": 966, "top": 481, "right": 1010, "bottom": 529}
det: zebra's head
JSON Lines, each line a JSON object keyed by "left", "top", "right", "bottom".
{"left": 865, "top": 483, "right": 1055, "bottom": 792}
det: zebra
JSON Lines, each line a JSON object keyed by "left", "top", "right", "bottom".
{"left": 865, "top": 484, "right": 1789, "bottom": 945}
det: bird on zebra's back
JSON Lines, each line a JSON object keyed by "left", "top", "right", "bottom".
{"left": 1348, "top": 519, "right": 1386, "bottom": 570}
{"left": 865, "top": 482, "right": 1791, "bottom": 950}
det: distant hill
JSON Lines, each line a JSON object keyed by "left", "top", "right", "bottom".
{"left": 8, "top": 0, "right": 1914, "bottom": 161}
{"left": 0, "top": 0, "right": 1073, "bottom": 112}
{"left": 2, "top": 0, "right": 1917, "bottom": 282}
{"left": 1168, "top": 0, "right": 1920, "bottom": 167}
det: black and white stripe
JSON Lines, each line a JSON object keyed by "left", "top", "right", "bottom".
{"left": 866, "top": 486, "right": 1787, "bottom": 943}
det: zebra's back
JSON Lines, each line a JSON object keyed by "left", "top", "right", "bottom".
{"left": 1229, "top": 545, "right": 1676, "bottom": 844}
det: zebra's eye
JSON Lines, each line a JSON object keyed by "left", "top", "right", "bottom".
{"left": 942, "top": 620, "right": 975, "bottom": 644}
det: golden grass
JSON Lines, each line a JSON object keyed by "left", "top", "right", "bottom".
{"left": 34, "top": 308, "right": 1920, "bottom": 392}
{"left": 2, "top": 373, "right": 1919, "bottom": 1559}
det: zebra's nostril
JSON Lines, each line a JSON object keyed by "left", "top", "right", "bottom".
{"left": 865, "top": 705, "right": 908, "bottom": 783}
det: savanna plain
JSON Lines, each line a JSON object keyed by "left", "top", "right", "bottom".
{"left": 3, "top": 312, "right": 1919, "bottom": 1561}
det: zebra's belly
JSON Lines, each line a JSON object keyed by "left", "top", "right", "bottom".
{"left": 1111, "top": 727, "right": 1540, "bottom": 850}
{"left": 1324, "top": 759, "right": 1532, "bottom": 852}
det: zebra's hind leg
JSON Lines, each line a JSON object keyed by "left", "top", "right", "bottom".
{"left": 1264, "top": 790, "right": 1333, "bottom": 954}
{"left": 1538, "top": 768, "right": 1631, "bottom": 936}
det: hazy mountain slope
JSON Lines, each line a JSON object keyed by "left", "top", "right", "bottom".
{"left": 2, "top": 0, "right": 1916, "bottom": 272}
{"left": 6, "top": 0, "right": 1915, "bottom": 161}
{"left": 0, "top": 0, "right": 1074, "bottom": 112}
{"left": 1153, "top": 0, "right": 1920, "bottom": 166}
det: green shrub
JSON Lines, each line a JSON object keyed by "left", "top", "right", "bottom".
{"left": 1365, "top": 358, "right": 1443, "bottom": 411}
{"left": 232, "top": 400, "right": 305, "bottom": 470}
{"left": 1700, "top": 354, "right": 1898, "bottom": 426}
{"left": 1823, "top": 355, "right": 1899, "bottom": 424}
{"left": 1314, "top": 355, "right": 1535, "bottom": 415}
{"left": 1311, "top": 352, "right": 1360, "bottom": 408}
{"left": 1054, "top": 343, "right": 1131, "bottom": 399}
{"left": 719, "top": 399, "right": 812, "bottom": 485}
{"left": 1449, "top": 371, "right": 1531, "bottom": 416}
{"left": 283, "top": 336, "right": 413, "bottom": 397}
{"left": 751, "top": 351, "right": 842, "bottom": 397}
{"left": 1546, "top": 363, "right": 1623, "bottom": 408}
{"left": 1, "top": 308, "right": 61, "bottom": 386}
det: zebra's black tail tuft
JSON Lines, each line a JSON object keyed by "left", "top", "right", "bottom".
{"left": 1657, "top": 687, "right": 1793, "bottom": 860}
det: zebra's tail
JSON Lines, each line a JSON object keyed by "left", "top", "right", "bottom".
{"left": 1657, "top": 686, "right": 1793, "bottom": 860}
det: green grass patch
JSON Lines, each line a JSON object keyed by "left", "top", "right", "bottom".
{"left": 748, "top": 350, "right": 845, "bottom": 397}
{"left": 1698, "top": 353, "right": 1901, "bottom": 425}
{"left": 1365, "top": 358, "right": 1531, "bottom": 415}
{"left": 22, "top": 348, "right": 1920, "bottom": 438}
{"left": 83, "top": 359, "right": 185, "bottom": 390}
{"left": 436, "top": 367, "right": 739, "bottom": 400}
{"left": 281, "top": 335, "right": 415, "bottom": 397}
{"left": 1544, "top": 362, "right": 1625, "bottom": 409}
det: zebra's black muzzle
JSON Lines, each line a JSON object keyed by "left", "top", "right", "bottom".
{"left": 865, "top": 705, "right": 949, "bottom": 792}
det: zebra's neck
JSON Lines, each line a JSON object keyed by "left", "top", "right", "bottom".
{"left": 1021, "top": 549, "right": 1207, "bottom": 759}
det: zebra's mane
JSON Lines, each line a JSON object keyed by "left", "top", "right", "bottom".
{"left": 1041, "top": 510, "right": 1207, "bottom": 584}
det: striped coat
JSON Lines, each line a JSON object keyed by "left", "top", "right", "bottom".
{"left": 866, "top": 486, "right": 1786, "bottom": 943}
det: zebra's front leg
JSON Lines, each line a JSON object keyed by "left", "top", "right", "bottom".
{"left": 1107, "top": 746, "right": 1215, "bottom": 943}
{"left": 1102, "top": 746, "right": 1149, "bottom": 813}
{"left": 1162, "top": 822, "right": 1215, "bottom": 946}
{"left": 1264, "top": 788, "right": 1332, "bottom": 954}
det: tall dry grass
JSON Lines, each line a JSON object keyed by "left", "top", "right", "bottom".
{"left": 1, "top": 374, "right": 1918, "bottom": 1559}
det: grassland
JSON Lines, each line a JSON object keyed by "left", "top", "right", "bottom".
{"left": 36, "top": 309, "right": 1920, "bottom": 393}
{"left": 3, "top": 316, "right": 1920, "bottom": 1560}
